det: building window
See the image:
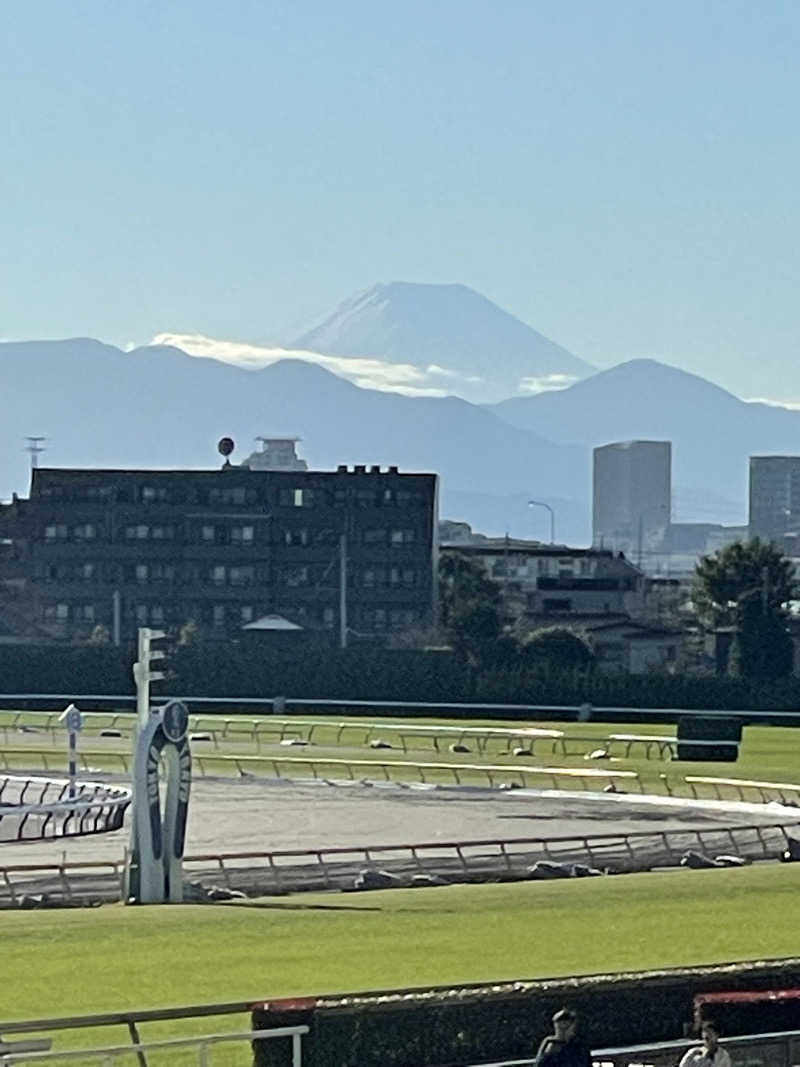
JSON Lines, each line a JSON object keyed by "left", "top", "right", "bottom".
{"left": 232, "top": 525, "right": 254, "bottom": 543}
{"left": 74, "top": 524, "right": 96, "bottom": 540}
{"left": 396, "top": 490, "right": 413, "bottom": 507}
{"left": 212, "top": 565, "right": 226, "bottom": 585}
{"left": 284, "top": 529, "right": 309, "bottom": 547}
{"left": 364, "top": 528, "right": 386, "bottom": 544}
{"left": 543, "top": 598, "right": 572, "bottom": 612}
{"left": 229, "top": 566, "right": 254, "bottom": 587}
{"left": 322, "top": 606, "right": 335, "bottom": 629}
{"left": 212, "top": 605, "right": 226, "bottom": 627}
{"left": 390, "top": 529, "right": 415, "bottom": 547}
{"left": 284, "top": 565, "right": 309, "bottom": 587}
{"left": 150, "top": 525, "right": 174, "bottom": 540}
{"left": 43, "top": 602, "right": 69, "bottom": 621}
{"left": 44, "top": 524, "right": 68, "bottom": 541}
{"left": 201, "top": 525, "right": 215, "bottom": 542}
{"left": 209, "top": 487, "right": 247, "bottom": 506}
{"left": 135, "top": 564, "right": 148, "bottom": 584}
{"left": 135, "top": 604, "right": 148, "bottom": 625}
{"left": 356, "top": 489, "right": 376, "bottom": 507}
{"left": 240, "top": 605, "right": 254, "bottom": 624}
{"left": 74, "top": 604, "right": 95, "bottom": 622}
{"left": 150, "top": 605, "right": 165, "bottom": 625}
{"left": 280, "top": 488, "right": 313, "bottom": 508}
{"left": 363, "top": 567, "right": 386, "bottom": 588}
{"left": 390, "top": 608, "right": 416, "bottom": 629}
{"left": 125, "top": 525, "right": 149, "bottom": 540}
{"left": 141, "top": 486, "right": 168, "bottom": 503}
{"left": 80, "top": 563, "right": 95, "bottom": 581}
{"left": 388, "top": 567, "right": 416, "bottom": 586}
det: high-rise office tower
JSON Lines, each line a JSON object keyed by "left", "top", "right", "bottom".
{"left": 749, "top": 456, "right": 800, "bottom": 541}
{"left": 593, "top": 441, "right": 671, "bottom": 559}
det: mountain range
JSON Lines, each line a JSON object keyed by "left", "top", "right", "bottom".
{"left": 2, "top": 282, "right": 798, "bottom": 544}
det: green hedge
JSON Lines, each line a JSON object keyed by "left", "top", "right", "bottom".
{"left": 251, "top": 958, "right": 800, "bottom": 1067}
{"left": 2, "top": 642, "right": 800, "bottom": 715}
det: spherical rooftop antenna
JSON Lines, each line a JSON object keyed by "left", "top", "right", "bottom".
{"left": 217, "top": 437, "right": 235, "bottom": 468}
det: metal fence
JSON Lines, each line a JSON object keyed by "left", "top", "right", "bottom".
{"left": 0, "top": 774, "right": 130, "bottom": 844}
{"left": 1, "top": 819, "right": 796, "bottom": 906}
{"left": 466, "top": 1028, "right": 800, "bottom": 1067}
{"left": 0, "top": 1025, "right": 308, "bottom": 1065}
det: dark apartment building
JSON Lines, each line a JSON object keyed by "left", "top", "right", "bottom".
{"left": 0, "top": 464, "right": 439, "bottom": 643}
{"left": 593, "top": 440, "right": 671, "bottom": 560}
{"left": 749, "top": 456, "right": 800, "bottom": 544}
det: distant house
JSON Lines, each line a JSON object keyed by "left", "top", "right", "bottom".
{"left": 439, "top": 538, "right": 645, "bottom": 623}
{"left": 582, "top": 618, "right": 681, "bottom": 674}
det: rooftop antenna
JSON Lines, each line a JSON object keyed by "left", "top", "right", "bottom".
{"left": 25, "top": 436, "right": 46, "bottom": 470}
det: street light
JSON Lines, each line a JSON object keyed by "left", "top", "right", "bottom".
{"left": 528, "top": 500, "right": 555, "bottom": 544}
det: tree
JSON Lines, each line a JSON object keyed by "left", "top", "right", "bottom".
{"left": 693, "top": 538, "right": 796, "bottom": 679}
{"left": 439, "top": 551, "right": 503, "bottom": 664}
{"left": 520, "top": 626, "right": 595, "bottom": 671}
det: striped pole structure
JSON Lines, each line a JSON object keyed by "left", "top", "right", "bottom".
{"left": 60, "top": 703, "right": 83, "bottom": 800}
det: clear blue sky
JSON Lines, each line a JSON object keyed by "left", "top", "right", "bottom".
{"left": 2, "top": 0, "right": 799, "bottom": 401}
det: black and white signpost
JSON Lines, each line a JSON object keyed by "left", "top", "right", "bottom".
{"left": 59, "top": 703, "right": 83, "bottom": 799}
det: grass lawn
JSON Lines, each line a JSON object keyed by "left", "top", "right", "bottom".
{"left": 4, "top": 716, "right": 800, "bottom": 795}
{"left": 4, "top": 864, "right": 799, "bottom": 1026}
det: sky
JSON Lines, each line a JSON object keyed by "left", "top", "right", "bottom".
{"left": 2, "top": 1, "right": 799, "bottom": 404}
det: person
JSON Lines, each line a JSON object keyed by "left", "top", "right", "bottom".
{"left": 534, "top": 1008, "right": 592, "bottom": 1067}
{"left": 679, "top": 1021, "right": 732, "bottom": 1067}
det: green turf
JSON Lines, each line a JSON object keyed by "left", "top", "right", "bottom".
{"left": 4, "top": 716, "right": 800, "bottom": 799}
{"left": 4, "top": 865, "right": 799, "bottom": 1025}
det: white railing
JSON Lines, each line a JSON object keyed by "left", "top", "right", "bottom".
{"left": 464, "top": 1027, "right": 800, "bottom": 1067}
{"left": 0, "top": 1024, "right": 308, "bottom": 1065}
{"left": 2, "top": 694, "right": 798, "bottom": 721}
{"left": 1, "top": 820, "right": 795, "bottom": 906}
{"left": 0, "top": 775, "right": 131, "bottom": 844}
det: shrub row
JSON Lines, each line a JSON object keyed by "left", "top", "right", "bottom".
{"left": 2, "top": 643, "right": 800, "bottom": 715}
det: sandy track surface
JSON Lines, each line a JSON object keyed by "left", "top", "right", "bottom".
{"left": 3, "top": 775, "right": 795, "bottom": 866}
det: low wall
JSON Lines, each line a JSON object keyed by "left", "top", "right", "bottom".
{"left": 251, "top": 958, "right": 800, "bottom": 1067}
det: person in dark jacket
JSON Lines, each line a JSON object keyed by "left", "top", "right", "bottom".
{"left": 534, "top": 1008, "right": 592, "bottom": 1067}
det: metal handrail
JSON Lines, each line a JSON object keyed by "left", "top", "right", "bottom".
{"left": 466, "top": 1028, "right": 800, "bottom": 1067}
{"left": 0, "top": 1025, "right": 309, "bottom": 1065}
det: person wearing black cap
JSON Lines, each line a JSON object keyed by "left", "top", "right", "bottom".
{"left": 534, "top": 1009, "right": 592, "bottom": 1067}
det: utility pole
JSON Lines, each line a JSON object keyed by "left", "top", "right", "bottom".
{"left": 339, "top": 533, "right": 348, "bottom": 649}
{"left": 761, "top": 565, "right": 769, "bottom": 616}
